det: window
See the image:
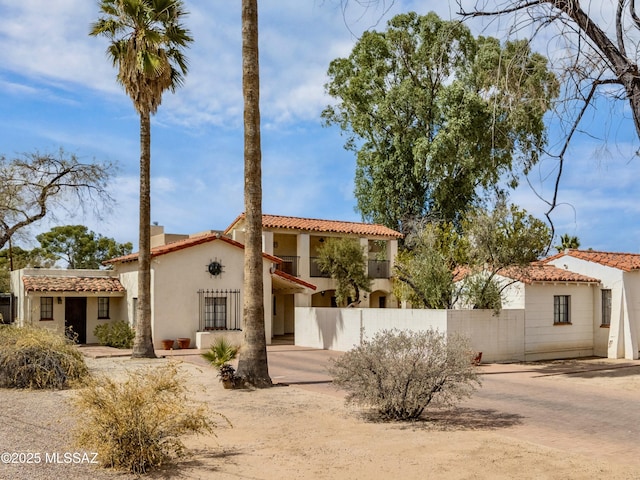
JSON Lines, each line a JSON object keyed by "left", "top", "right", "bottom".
{"left": 601, "top": 289, "right": 612, "bottom": 326}
{"left": 204, "top": 297, "right": 227, "bottom": 330}
{"left": 98, "top": 297, "right": 110, "bottom": 319}
{"left": 40, "top": 297, "right": 53, "bottom": 321}
{"left": 554, "top": 295, "right": 571, "bottom": 324}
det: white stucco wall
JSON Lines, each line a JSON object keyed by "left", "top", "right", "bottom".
{"left": 522, "top": 283, "right": 595, "bottom": 360}
{"left": 546, "top": 255, "right": 637, "bottom": 359}
{"left": 113, "top": 238, "right": 275, "bottom": 349}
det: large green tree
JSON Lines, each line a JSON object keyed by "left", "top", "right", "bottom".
{"left": 317, "top": 238, "right": 372, "bottom": 306}
{"left": 323, "top": 11, "right": 558, "bottom": 234}
{"left": 36, "top": 225, "right": 133, "bottom": 269}
{"left": 0, "top": 150, "right": 113, "bottom": 251}
{"left": 91, "top": 0, "right": 192, "bottom": 359}
{"left": 235, "top": 0, "right": 272, "bottom": 388}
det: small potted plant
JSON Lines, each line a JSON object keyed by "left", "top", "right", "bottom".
{"left": 201, "top": 337, "right": 242, "bottom": 389}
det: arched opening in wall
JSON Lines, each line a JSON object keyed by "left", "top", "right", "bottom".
{"left": 312, "top": 289, "right": 337, "bottom": 307}
{"left": 369, "top": 290, "right": 389, "bottom": 308}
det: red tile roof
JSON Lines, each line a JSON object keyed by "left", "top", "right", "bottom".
{"left": 224, "top": 213, "right": 403, "bottom": 239}
{"left": 105, "top": 232, "right": 281, "bottom": 265}
{"left": 454, "top": 263, "right": 600, "bottom": 285}
{"left": 543, "top": 249, "right": 640, "bottom": 272}
{"left": 499, "top": 264, "right": 600, "bottom": 285}
{"left": 273, "top": 269, "right": 317, "bottom": 291}
{"left": 23, "top": 275, "right": 125, "bottom": 293}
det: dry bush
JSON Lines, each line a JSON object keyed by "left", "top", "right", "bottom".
{"left": 329, "top": 328, "right": 481, "bottom": 421}
{"left": 74, "top": 362, "right": 225, "bottom": 474}
{"left": 0, "top": 325, "right": 88, "bottom": 389}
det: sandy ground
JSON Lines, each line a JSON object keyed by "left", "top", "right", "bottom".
{"left": 1, "top": 356, "right": 640, "bottom": 480}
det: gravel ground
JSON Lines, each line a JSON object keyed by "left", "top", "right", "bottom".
{"left": 0, "top": 381, "right": 136, "bottom": 480}
{"left": 2, "top": 356, "right": 640, "bottom": 480}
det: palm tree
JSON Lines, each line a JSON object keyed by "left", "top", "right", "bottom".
{"left": 555, "top": 233, "right": 581, "bottom": 253}
{"left": 90, "top": 0, "right": 192, "bottom": 358}
{"left": 235, "top": 0, "right": 272, "bottom": 387}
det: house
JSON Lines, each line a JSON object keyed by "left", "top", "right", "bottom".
{"left": 225, "top": 214, "right": 403, "bottom": 323}
{"left": 10, "top": 269, "right": 127, "bottom": 344}
{"left": 495, "top": 263, "right": 602, "bottom": 360}
{"left": 543, "top": 250, "right": 640, "bottom": 360}
{"left": 10, "top": 214, "right": 401, "bottom": 348}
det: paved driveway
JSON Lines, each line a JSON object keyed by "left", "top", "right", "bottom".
{"left": 262, "top": 349, "right": 640, "bottom": 466}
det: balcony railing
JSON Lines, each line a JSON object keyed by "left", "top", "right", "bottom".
{"left": 310, "top": 257, "right": 331, "bottom": 278}
{"left": 276, "top": 256, "right": 299, "bottom": 277}
{"left": 368, "top": 260, "right": 390, "bottom": 279}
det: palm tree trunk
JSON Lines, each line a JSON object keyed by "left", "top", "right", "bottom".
{"left": 235, "top": 0, "right": 272, "bottom": 388}
{"left": 132, "top": 111, "right": 156, "bottom": 358}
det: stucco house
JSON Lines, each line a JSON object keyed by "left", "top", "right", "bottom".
{"left": 225, "top": 213, "right": 403, "bottom": 317}
{"left": 10, "top": 214, "right": 401, "bottom": 348}
{"left": 495, "top": 263, "right": 602, "bottom": 360}
{"left": 543, "top": 250, "right": 640, "bottom": 360}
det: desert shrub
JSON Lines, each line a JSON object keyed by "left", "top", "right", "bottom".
{"left": 0, "top": 325, "right": 88, "bottom": 389}
{"left": 94, "top": 320, "right": 135, "bottom": 348}
{"left": 74, "top": 363, "right": 224, "bottom": 474}
{"left": 328, "top": 328, "right": 481, "bottom": 421}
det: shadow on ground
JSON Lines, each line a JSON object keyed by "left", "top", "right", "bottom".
{"left": 358, "top": 407, "right": 523, "bottom": 431}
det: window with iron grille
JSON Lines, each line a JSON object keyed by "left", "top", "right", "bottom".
{"left": 601, "top": 289, "right": 611, "bottom": 326}
{"left": 98, "top": 297, "right": 110, "bottom": 319}
{"left": 554, "top": 295, "right": 570, "bottom": 324}
{"left": 204, "top": 297, "right": 227, "bottom": 330}
{"left": 198, "top": 289, "right": 240, "bottom": 331}
{"left": 40, "top": 297, "right": 53, "bottom": 321}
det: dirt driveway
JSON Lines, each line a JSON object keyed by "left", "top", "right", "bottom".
{"left": 1, "top": 348, "right": 639, "bottom": 480}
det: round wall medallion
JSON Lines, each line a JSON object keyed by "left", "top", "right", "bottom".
{"left": 208, "top": 261, "right": 223, "bottom": 276}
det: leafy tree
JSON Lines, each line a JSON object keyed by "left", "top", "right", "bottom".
{"left": 393, "top": 222, "right": 465, "bottom": 309}
{"left": 235, "top": 0, "right": 272, "bottom": 388}
{"left": 394, "top": 199, "right": 550, "bottom": 311}
{"left": 554, "top": 233, "right": 580, "bottom": 253}
{"left": 460, "top": 198, "right": 551, "bottom": 311}
{"left": 91, "top": 0, "right": 192, "bottom": 359}
{"left": 36, "top": 225, "right": 133, "bottom": 269}
{"left": 0, "top": 150, "right": 113, "bottom": 251}
{"left": 317, "top": 238, "right": 372, "bottom": 306}
{"left": 0, "top": 246, "right": 56, "bottom": 292}
{"left": 323, "top": 11, "right": 558, "bottom": 234}
{"left": 458, "top": 1, "right": 640, "bottom": 237}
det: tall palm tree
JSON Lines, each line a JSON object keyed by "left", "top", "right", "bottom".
{"left": 91, "top": 0, "right": 192, "bottom": 358}
{"left": 235, "top": 0, "right": 272, "bottom": 387}
{"left": 555, "top": 233, "right": 581, "bottom": 253}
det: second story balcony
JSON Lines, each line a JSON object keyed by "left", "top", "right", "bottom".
{"left": 276, "top": 256, "right": 299, "bottom": 277}
{"left": 309, "top": 257, "right": 331, "bottom": 278}
{"left": 368, "top": 260, "right": 390, "bottom": 279}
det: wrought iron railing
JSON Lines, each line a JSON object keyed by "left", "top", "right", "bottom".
{"left": 310, "top": 257, "right": 331, "bottom": 278}
{"left": 198, "top": 289, "right": 241, "bottom": 331}
{"left": 276, "top": 256, "right": 299, "bottom": 277}
{"left": 368, "top": 260, "right": 390, "bottom": 279}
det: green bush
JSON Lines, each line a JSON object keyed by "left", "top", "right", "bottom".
{"left": 94, "top": 320, "right": 135, "bottom": 348}
{"left": 74, "top": 363, "right": 224, "bottom": 474}
{"left": 328, "top": 328, "right": 481, "bottom": 421}
{"left": 0, "top": 325, "right": 88, "bottom": 389}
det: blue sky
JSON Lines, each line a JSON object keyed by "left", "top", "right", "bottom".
{"left": 1, "top": 0, "right": 639, "bottom": 253}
